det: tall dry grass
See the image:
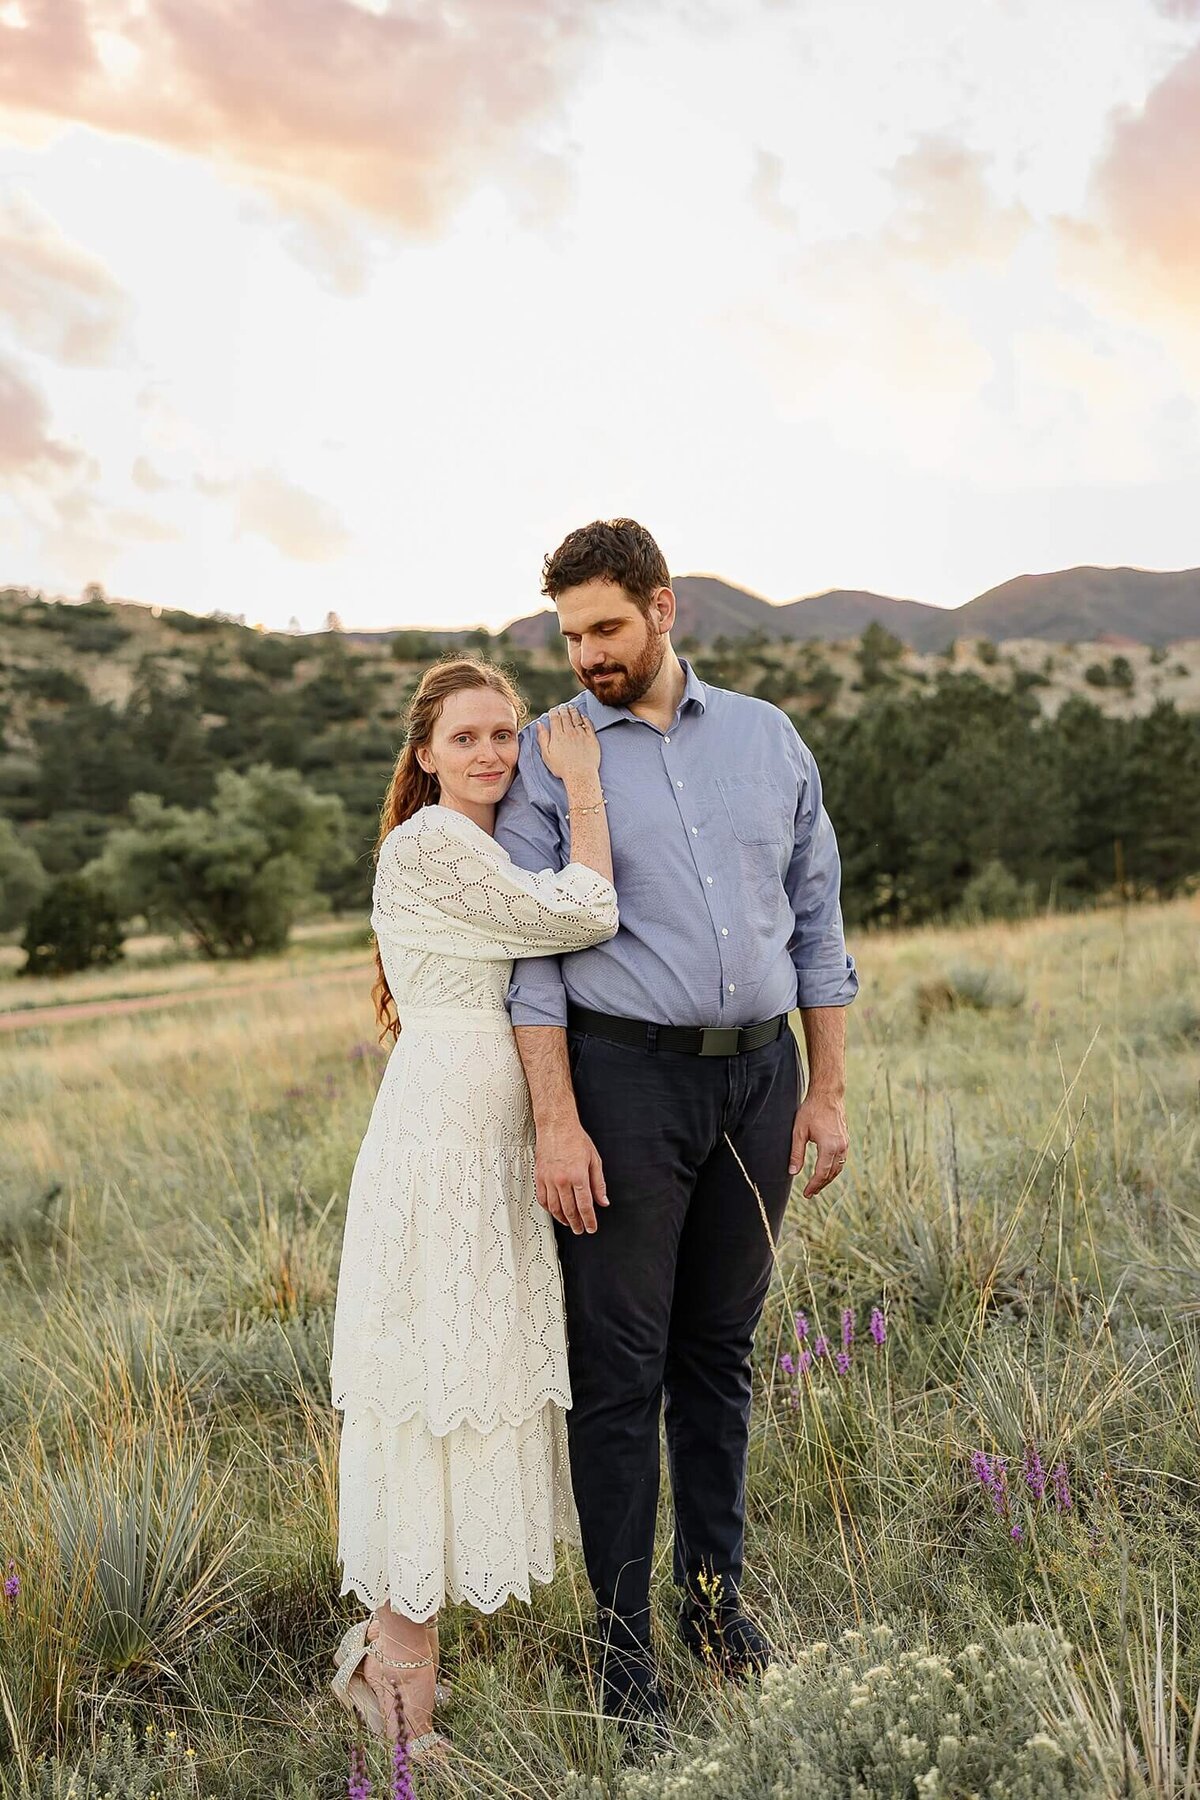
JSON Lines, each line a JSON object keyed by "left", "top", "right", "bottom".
{"left": 0, "top": 898, "right": 1197, "bottom": 1797}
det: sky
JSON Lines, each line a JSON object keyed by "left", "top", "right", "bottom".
{"left": 1, "top": 0, "right": 1199, "bottom": 635}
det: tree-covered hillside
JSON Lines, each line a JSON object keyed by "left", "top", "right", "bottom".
{"left": 1, "top": 589, "right": 1198, "bottom": 939}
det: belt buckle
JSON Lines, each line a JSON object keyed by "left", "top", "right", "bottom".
{"left": 698, "top": 1026, "right": 741, "bottom": 1057}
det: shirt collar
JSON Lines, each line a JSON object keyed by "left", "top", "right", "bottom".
{"left": 578, "top": 659, "right": 708, "bottom": 732}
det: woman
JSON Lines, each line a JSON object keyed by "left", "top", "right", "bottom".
{"left": 329, "top": 656, "right": 616, "bottom": 1756}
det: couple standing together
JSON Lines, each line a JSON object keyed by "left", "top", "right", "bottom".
{"left": 329, "top": 518, "right": 858, "bottom": 1756}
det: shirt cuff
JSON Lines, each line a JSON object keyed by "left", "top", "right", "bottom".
{"left": 506, "top": 982, "right": 570, "bottom": 1029}
{"left": 794, "top": 956, "right": 859, "bottom": 1009}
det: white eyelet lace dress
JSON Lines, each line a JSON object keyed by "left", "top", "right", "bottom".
{"left": 330, "top": 803, "right": 618, "bottom": 1620}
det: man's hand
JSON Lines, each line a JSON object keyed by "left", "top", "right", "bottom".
{"left": 534, "top": 1116, "right": 608, "bottom": 1234}
{"left": 789, "top": 1090, "right": 849, "bottom": 1197}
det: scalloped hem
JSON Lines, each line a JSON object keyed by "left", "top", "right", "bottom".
{"left": 338, "top": 1542, "right": 576, "bottom": 1617}
{"left": 330, "top": 1385, "right": 573, "bottom": 1439}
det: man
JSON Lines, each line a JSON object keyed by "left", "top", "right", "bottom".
{"left": 494, "top": 518, "right": 857, "bottom": 1731}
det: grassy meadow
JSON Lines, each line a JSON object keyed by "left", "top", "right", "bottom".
{"left": 1, "top": 898, "right": 1198, "bottom": 1798}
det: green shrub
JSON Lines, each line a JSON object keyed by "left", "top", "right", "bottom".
{"left": 92, "top": 765, "right": 346, "bottom": 958}
{"left": 161, "top": 608, "right": 222, "bottom": 635}
{"left": 858, "top": 622, "right": 904, "bottom": 689}
{"left": 916, "top": 961, "right": 1025, "bottom": 1026}
{"left": 15, "top": 1721, "right": 206, "bottom": 1798}
{"left": 958, "top": 859, "right": 1036, "bottom": 922}
{"left": 565, "top": 1624, "right": 1120, "bottom": 1800}
{"left": 19, "top": 874, "right": 124, "bottom": 975}
{"left": 241, "top": 635, "right": 306, "bottom": 681}
{"left": 943, "top": 961, "right": 1025, "bottom": 1010}
{"left": 10, "top": 667, "right": 90, "bottom": 705}
{"left": 0, "top": 819, "right": 47, "bottom": 931}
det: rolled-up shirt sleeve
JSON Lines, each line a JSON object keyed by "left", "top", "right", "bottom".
{"left": 494, "top": 731, "right": 573, "bottom": 1028}
{"left": 785, "top": 732, "right": 859, "bottom": 1009}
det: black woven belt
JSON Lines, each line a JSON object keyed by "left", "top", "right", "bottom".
{"left": 567, "top": 1005, "right": 788, "bottom": 1058}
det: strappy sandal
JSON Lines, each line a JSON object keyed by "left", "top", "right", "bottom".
{"left": 330, "top": 1620, "right": 450, "bottom": 1760}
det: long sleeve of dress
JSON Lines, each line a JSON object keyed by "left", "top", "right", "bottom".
{"left": 372, "top": 811, "right": 618, "bottom": 961}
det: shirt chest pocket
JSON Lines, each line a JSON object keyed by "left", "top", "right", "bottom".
{"left": 716, "top": 777, "right": 793, "bottom": 847}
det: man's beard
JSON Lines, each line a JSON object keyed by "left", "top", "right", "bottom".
{"left": 580, "top": 625, "right": 665, "bottom": 707}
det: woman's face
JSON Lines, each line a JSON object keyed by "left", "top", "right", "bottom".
{"left": 417, "top": 687, "right": 520, "bottom": 810}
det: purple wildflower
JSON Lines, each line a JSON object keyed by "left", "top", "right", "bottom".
{"left": 835, "top": 1351, "right": 851, "bottom": 1376}
{"left": 794, "top": 1311, "right": 809, "bottom": 1341}
{"left": 813, "top": 1335, "right": 829, "bottom": 1358}
{"left": 1022, "top": 1444, "right": 1047, "bottom": 1502}
{"left": 391, "top": 1738, "right": 416, "bottom": 1800}
{"left": 2, "top": 1562, "right": 17, "bottom": 1602}
{"left": 841, "top": 1308, "right": 855, "bottom": 1351}
{"left": 797, "top": 1349, "right": 812, "bottom": 1376}
{"left": 971, "top": 1450, "right": 1009, "bottom": 1515}
{"left": 779, "top": 1352, "right": 796, "bottom": 1378}
{"left": 1010, "top": 1524, "right": 1023, "bottom": 1542}
{"left": 1052, "top": 1461, "right": 1072, "bottom": 1512}
{"left": 348, "top": 1743, "right": 371, "bottom": 1800}
{"left": 868, "top": 1306, "right": 887, "bottom": 1347}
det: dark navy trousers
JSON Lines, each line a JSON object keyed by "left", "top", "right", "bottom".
{"left": 556, "top": 1027, "right": 801, "bottom": 1643}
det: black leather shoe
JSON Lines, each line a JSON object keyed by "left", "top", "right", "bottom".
{"left": 595, "top": 1613, "right": 671, "bottom": 1743}
{"left": 678, "top": 1597, "right": 775, "bottom": 1679}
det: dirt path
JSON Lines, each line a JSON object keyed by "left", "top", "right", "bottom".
{"left": 0, "top": 961, "right": 368, "bottom": 1035}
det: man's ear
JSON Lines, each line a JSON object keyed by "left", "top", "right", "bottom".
{"left": 652, "top": 586, "right": 677, "bottom": 636}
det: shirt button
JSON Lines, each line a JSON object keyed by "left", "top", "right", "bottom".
{"left": 676, "top": 780, "right": 684, "bottom": 789}
{"left": 706, "top": 876, "right": 713, "bottom": 885}
{"left": 691, "top": 826, "right": 698, "bottom": 836}
{"left": 728, "top": 983, "right": 736, "bottom": 994}
{"left": 721, "top": 927, "right": 729, "bottom": 936}
{"left": 664, "top": 735, "right": 671, "bottom": 744}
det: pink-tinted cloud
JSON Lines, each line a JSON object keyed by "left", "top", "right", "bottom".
{"left": 132, "top": 455, "right": 170, "bottom": 492}
{"left": 1088, "top": 39, "right": 1200, "bottom": 302}
{"left": 109, "top": 508, "right": 182, "bottom": 541}
{"left": 888, "top": 135, "right": 1029, "bottom": 268}
{"left": 0, "top": 0, "right": 605, "bottom": 236}
{"left": 0, "top": 354, "right": 81, "bottom": 476}
{"left": 230, "top": 469, "right": 350, "bottom": 562}
{"left": 0, "top": 194, "right": 132, "bottom": 364}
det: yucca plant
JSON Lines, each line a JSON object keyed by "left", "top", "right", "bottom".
{"left": 45, "top": 1425, "right": 241, "bottom": 1675}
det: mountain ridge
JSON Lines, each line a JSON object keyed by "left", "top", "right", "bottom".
{"left": 495, "top": 565, "right": 1200, "bottom": 650}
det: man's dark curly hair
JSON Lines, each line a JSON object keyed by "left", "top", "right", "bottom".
{"left": 541, "top": 518, "right": 671, "bottom": 618}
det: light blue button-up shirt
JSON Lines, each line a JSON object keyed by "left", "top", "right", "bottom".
{"left": 495, "top": 661, "right": 858, "bottom": 1030}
